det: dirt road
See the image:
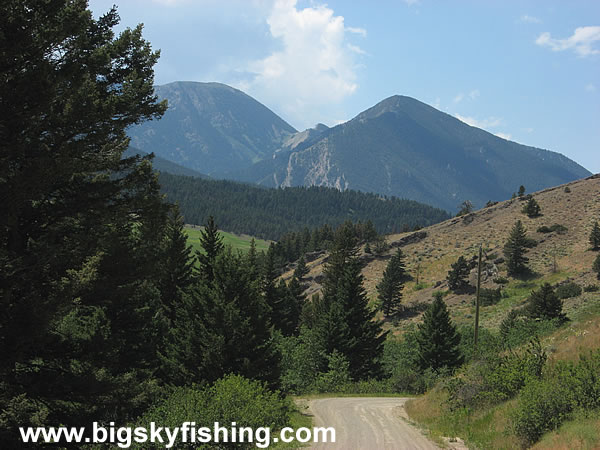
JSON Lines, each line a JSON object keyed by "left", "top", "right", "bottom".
{"left": 306, "top": 397, "right": 439, "bottom": 449}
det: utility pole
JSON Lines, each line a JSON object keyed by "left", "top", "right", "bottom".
{"left": 474, "top": 244, "right": 482, "bottom": 351}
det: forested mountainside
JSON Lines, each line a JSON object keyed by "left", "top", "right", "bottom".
{"left": 158, "top": 171, "right": 450, "bottom": 240}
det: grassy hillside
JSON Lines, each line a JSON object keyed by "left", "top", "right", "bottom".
{"left": 185, "top": 225, "right": 271, "bottom": 254}
{"left": 288, "top": 175, "right": 600, "bottom": 447}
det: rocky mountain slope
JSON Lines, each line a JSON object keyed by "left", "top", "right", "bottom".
{"left": 235, "top": 95, "right": 590, "bottom": 211}
{"left": 127, "top": 81, "right": 297, "bottom": 175}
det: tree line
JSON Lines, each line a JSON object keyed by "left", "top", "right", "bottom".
{"left": 157, "top": 172, "right": 450, "bottom": 240}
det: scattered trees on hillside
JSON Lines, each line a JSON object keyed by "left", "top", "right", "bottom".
{"left": 522, "top": 197, "right": 542, "bottom": 218}
{"left": 416, "top": 293, "right": 463, "bottom": 372}
{"left": 377, "top": 249, "right": 407, "bottom": 317}
{"left": 504, "top": 220, "right": 530, "bottom": 276}
{"left": 447, "top": 256, "right": 471, "bottom": 292}
{"left": 590, "top": 221, "right": 600, "bottom": 250}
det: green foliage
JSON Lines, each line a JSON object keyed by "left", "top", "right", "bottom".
{"left": 377, "top": 249, "right": 407, "bottom": 317}
{"left": 311, "top": 223, "right": 387, "bottom": 380}
{"left": 518, "top": 185, "right": 526, "bottom": 198}
{"left": 522, "top": 197, "right": 542, "bottom": 217}
{"left": 159, "top": 172, "right": 450, "bottom": 241}
{"left": 590, "top": 221, "right": 600, "bottom": 250}
{"left": 499, "top": 310, "right": 562, "bottom": 349}
{"left": 446, "top": 256, "right": 471, "bottom": 292}
{"left": 0, "top": 0, "right": 172, "bottom": 441}
{"left": 196, "top": 215, "right": 224, "bottom": 282}
{"left": 312, "top": 351, "right": 352, "bottom": 393}
{"left": 537, "top": 223, "right": 568, "bottom": 234}
{"left": 504, "top": 220, "right": 530, "bottom": 276}
{"left": 416, "top": 295, "right": 463, "bottom": 372}
{"left": 555, "top": 281, "right": 582, "bottom": 299}
{"left": 512, "top": 351, "right": 600, "bottom": 446}
{"left": 526, "top": 283, "right": 566, "bottom": 322}
{"left": 493, "top": 276, "right": 509, "bottom": 285}
{"left": 293, "top": 255, "right": 310, "bottom": 279}
{"left": 584, "top": 284, "right": 599, "bottom": 292}
{"left": 135, "top": 375, "right": 291, "bottom": 449}
{"left": 477, "top": 287, "right": 503, "bottom": 306}
{"left": 447, "top": 338, "right": 546, "bottom": 411}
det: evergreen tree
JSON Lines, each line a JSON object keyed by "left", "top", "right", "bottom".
{"left": 593, "top": 254, "right": 600, "bottom": 280}
{"left": 526, "top": 283, "right": 565, "bottom": 321}
{"left": 376, "top": 249, "right": 407, "bottom": 317}
{"left": 160, "top": 206, "right": 196, "bottom": 323}
{"left": 0, "top": 1, "right": 168, "bottom": 440}
{"left": 313, "top": 223, "right": 387, "bottom": 380}
{"left": 196, "top": 216, "right": 224, "bottom": 282}
{"left": 456, "top": 200, "right": 474, "bottom": 217}
{"left": 590, "top": 221, "right": 600, "bottom": 250}
{"left": 446, "top": 256, "right": 471, "bottom": 292}
{"left": 504, "top": 220, "right": 530, "bottom": 276}
{"left": 168, "top": 249, "right": 280, "bottom": 387}
{"left": 522, "top": 197, "right": 541, "bottom": 218}
{"left": 294, "top": 255, "right": 310, "bottom": 280}
{"left": 518, "top": 185, "right": 526, "bottom": 198}
{"left": 416, "top": 293, "right": 463, "bottom": 372}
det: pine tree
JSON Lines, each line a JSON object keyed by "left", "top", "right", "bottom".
{"left": 294, "top": 255, "right": 310, "bottom": 280}
{"left": 590, "top": 221, "right": 600, "bottom": 250}
{"left": 313, "top": 223, "right": 387, "bottom": 380}
{"left": 196, "top": 215, "right": 224, "bottom": 282}
{"left": 518, "top": 185, "right": 526, "bottom": 198}
{"left": 416, "top": 293, "right": 463, "bottom": 372}
{"left": 504, "top": 220, "right": 530, "bottom": 276}
{"left": 522, "top": 197, "right": 541, "bottom": 218}
{"left": 526, "top": 283, "right": 565, "bottom": 321}
{"left": 447, "top": 256, "right": 471, "bottom": 292}
{"left": 376, "top": 249, "right": 407, "bottom": 317}
{"left": 160, "top": 206, "right": 196, "bottom": 323}
{"left": 1, "top": 1, "right": 168, "bottom": 440}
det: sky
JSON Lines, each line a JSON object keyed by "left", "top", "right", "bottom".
{"left": 88, "top": 0, "right": 599, "bottom": 173}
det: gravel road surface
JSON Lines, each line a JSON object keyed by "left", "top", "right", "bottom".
{"left": 306, "top": 397, "right": 440, "bottom": 450}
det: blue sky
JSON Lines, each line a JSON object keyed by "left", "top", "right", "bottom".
{"left": 89, "top": 0, "right": 599, "bottom": 173}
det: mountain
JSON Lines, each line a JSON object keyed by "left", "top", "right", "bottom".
{"left": 124, "top": 147, "right": 208, "bottom": 178}
{"left": 127, "top": 81, "right": 297, "bottom": 175}
{"left": 230, "top": 95, "right": 591, "bottom": 211}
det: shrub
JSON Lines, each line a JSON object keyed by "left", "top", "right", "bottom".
{"left": 583, "top": 284, "right": 599, "bottom": 292}
{"left": 134, "top": 375, "right": 291, "bottom": 449}
{"left": 493, "top": 276, "right": 509, "bottom": 285}
{"left": 555, "top": 282, "right": 582, "bottom": 299}
{"left": 564, "top": 186, "right": 571, "bottom": 193}
{"left": 512, "top": 377, "right": 573, "bottom": 446}
{"left": 537, "top": 224, "right": 568, "bottom": 234}
{"left": 477, "top": 287, "right": 503, "bottom": 306}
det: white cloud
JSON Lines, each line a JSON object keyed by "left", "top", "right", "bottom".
{"left": 495, "top": 132, "right": 512, "bottom": 140}
{"left": 455, "top": 114, "right": 502, "bottom": 129}
{"left": 585, "top": 83, "right": 597, "bottom": 92}
{"left": 518, "top": 14, "right": 541, "bottom": 24}
{"left": 240, "top": 0, "right": 364, "bottom": 127}
{"left": 536, "top": 26, "right": 600, "bottom": 57}
{"left": 453, "top": 89, "right": 479, "bottom": 103}
{"left": 347, "top": 27, "right": 367, "bottom": 37}
{"left": 469, "top": 89, "right": 480, "bottom": 100}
